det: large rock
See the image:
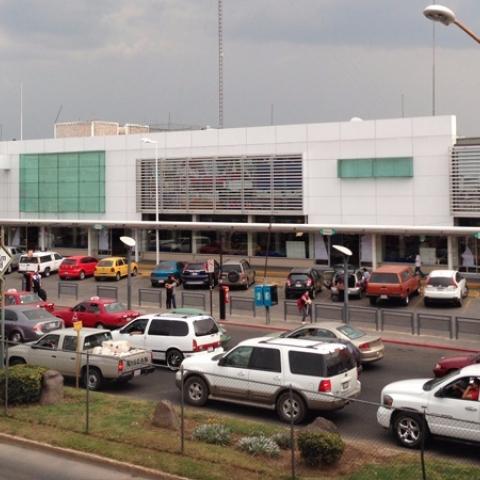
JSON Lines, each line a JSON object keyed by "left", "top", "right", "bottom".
{"left": 306, "top": 416, "right": 339, "bottom": 435}
{"left": 40, "top": 370, "right": 64, "bottom": 405}
{"left": 151, "top": 400, "right": 179, "bottom": 430}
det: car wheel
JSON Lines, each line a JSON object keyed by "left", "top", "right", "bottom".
{"left": 115, "top": 272, "right": 121, "bottom": 281}
{"left": 9, "top": 331, "right": 23, "bottom": 344}
{"left": 369, "top": 296, "right": 377, "bottom": 306}
{"left": 82, "top": 367, "right": 103, "bottom": 391}
{"left": 95, "top": 323, "right": 105, "bottom": 329}
{"left": 44, "top": 267, "right": 51, "bottom": 277}
{"left": 131, "top": 268, "right": 137, "bottom": 277}
{"left": 9, "top": 357, "right": 26, "bottom": 366}
{"left": 184, "top": 376, "right": 209, "bottom": 406}
{"left": 276, "top": 391, "right": 306, "bottom": 424}
{"left": 79, "top": 271, "right": 85, "bottom": 280}
{"left": 166, "top": 349, "right": 184, "bottom": 370}
{"left": 393, "top": 412, "right": 427, "bottom": 449}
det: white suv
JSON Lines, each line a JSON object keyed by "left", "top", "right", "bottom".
{"left": 18, "top": 251, "right": 64, "bottom": 276}
{"left": 377, "top": 364, "right": 480, "bottom": 449}
{"left": 423, "top": 270, "right": 468, "bottom": 307}
{"left": 176, "top": 336, "right": 361, "bottom": 424}
{"left": 111, "top": 312, "right": 223, "bottom": 369}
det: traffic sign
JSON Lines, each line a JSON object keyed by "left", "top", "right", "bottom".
{"left": 0, "top": 245, "right": 12, "bottom": 276}
{"left": 320, "top": 228, "right": 336, "bottom": 236}
{"left": 207, "top": 258, "right": 215, "bottom": 273}
{"left": 73, "top": 321, "right": 83, "bottom": 332}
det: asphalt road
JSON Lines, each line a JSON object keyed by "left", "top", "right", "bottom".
{"left": 0, "top": 441, "right": 152, "bottom": 480}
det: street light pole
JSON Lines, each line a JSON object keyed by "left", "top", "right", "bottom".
{"left": 333, "top": 245, "right": 353, "bottom": 324}
{"left": 424, "top": 5, "right": 480, "bottom": 44}
{"left": 120, "top": 236, "right": 136, "bottom": 310}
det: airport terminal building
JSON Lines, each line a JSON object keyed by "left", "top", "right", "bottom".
{"left": 1, "top": 114, "right": 480, "bottom": 271}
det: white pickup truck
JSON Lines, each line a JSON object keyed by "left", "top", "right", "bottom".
{"left": 7, "top": 328, "right": 154, "bottom": 390}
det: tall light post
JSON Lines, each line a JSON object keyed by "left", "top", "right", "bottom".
{"left": 120, "top": 236, "right": 136, "bottom": 310}
{"left": 332, "top": 244, "right": 353, "bottom": 324}
{"left": 423, "top": 5, "right": 480, "bottom": 44}
{"left": 142, "top": 138, "right": 160, "bottom": 265}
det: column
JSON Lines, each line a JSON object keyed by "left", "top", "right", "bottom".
{"left": 191, "top": 215, "right": 198, "bottom": 254}
{"left": 134, "top": 228, "right": 139, "bottom": 263}
{"left": 39, "top": 226, "right": 46, "bottom": 251}
{"left": 447, "top": 235, "right": 457, "bottom": 270}
{"left": 372, "top": 233, "right": 378, "bottom": 270}
{"left": 87, "top": 227, "right": 93, "bottom": 256}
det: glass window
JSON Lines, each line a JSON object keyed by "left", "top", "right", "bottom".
{"left": 5, "top": 310, "right": 17, "bottom": 321}
{"left": 427, "top": 276, "right": 452, "bottom": 287}
{"left": 36, "top": 334, "right": 60, "bottom": 350}
{"left": 313, "top": 328, "right": 337, "bottom": 339}
{"left": 249, "top": 347, "right": 281, "bottom": 372}
{"left": 22, "top": 309, "right": 55, "bottom": 320}
{"left": 337, "top": 325, "right": 365, "bottom": 340}
{"left": 148, "top": 319, "right": 171, "bottom": 336}
{"left": 104, "top": 302, "right": 127, "bottom": 313}
{"left": 223, "top": 346, "right": 253, "bottom": 368}
{"left": 121, "top": 318, "right": 148, "bottom": 334}
{"left": 87, "top": 304, "right": 100, "bottom": 314}
{"left": 324, "top": 348, "right": 356, "bottom": 376}
{"left": 84, "top": 332, "right": 112, "bottom": 349}
{"left": 98, "top": 260, "right": 113, "bottom": 267}
{"left": 289, "top": 351, "right": 325, "bottom": 377}
{"left": 62, "top": 259, "right": 76, "bottom": 266}
{"left": 383, "top": 235, "right": 447, "bottom": 265}
{"left": 194, "top": 318, "right": 218, "bottom": 336}
{"left": 63, "top": 335, "right": 78, "bottom": 352}
{"left": 369, "top": 272, "right": 399, "bottom": 284}
{"left": 169, "top": 321, "right": 189, "bottom": 336}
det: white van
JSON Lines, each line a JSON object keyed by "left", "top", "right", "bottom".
{"left": 111, "top": 312, "right": 223, "bottom": 369}
{"left": 18, "top": 251, "right": 64, "bottom": 276}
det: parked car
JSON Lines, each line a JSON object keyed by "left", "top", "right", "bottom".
{"left": 367, "top": 265, "right": 420, "bottom": 306}
{"left": 177, "top": 336, "right": 361, "bottom": 424}
{"left": 377, "top": 365, "right": 480, "bottom": 448}
{"left": 54, "top": 297, "right": 140, "bottom": 329}
{"left": 4, "top": 245, "right": 24, "bottom": 273}
{"left": 18, "top": 251, "right": 64, "bottom": 277}
{"left": 181, "top": 260, "right": 219, "bottom": 288}
{"left": 3, "top": 305, "right": 64, "bottom": 343}
{"left": 59, "top": 255, "right": 98, "bottom": 280}
{"left": 280, "top": 322, "right": 384, "bottom": 364}
{"left": 3, "top": 288, "right": 55, "bottom": 312}
{"left": 111, "top": 311, "right": 223, "bottom": 369}
{"left": 433, "top": 352, "right": 480, "bottom": 377}
{"left": 94, "top": 257, "right": 138, "bottom": 281}
{"left": 150, "top": 261, "right": 186, "bottom": 287}
{"left": 284, "top": 267, "right": 323, "bottom": 300}
{"left": 423, "top": 270, "right": 468, "bottom": 307}
{"left": 219, "top": 259, "right": 255, "bottom": 290}
{"left": 330, "top": 269, "right": 367, "bottom": 300}
{"left": 7, "top": 328, "right": 154, "bottom": 390}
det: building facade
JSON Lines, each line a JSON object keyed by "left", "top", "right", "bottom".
{"left": 1, "top": 114, "right": 479, "bottom": 271}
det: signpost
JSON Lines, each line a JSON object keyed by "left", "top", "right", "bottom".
{"left": 207, "top": 258, "right": 215, "bottom": 316}
{"left": 320, "top": 228, "right": 336, "bottom": 236}
{"left": 0, "top": 234, "right": 13, "bottom": 369}
{"left": 73, "top": 316, "right": 82, "bottom": 388}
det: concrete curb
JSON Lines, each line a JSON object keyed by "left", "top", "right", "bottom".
{"left": 219, "top": 320, "right": 480, "bottom": 353}
{"left": 0, "top": 432, "right": 189, "bottom": 480}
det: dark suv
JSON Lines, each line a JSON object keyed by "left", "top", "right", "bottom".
{"left": 285, "top": 268, "right": 323, "bottom": 299}
{"left": 182, "top": 260, "right": 219, "bottom": 289}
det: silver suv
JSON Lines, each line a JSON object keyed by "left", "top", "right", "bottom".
{"left": 219, "top": 259, "right": 255, "bottom": 289}
{"left": 5, "top": 246, "right": 25, "bottom": 273}
{"left": 177, "top": 336, "right": 361, "bottom": 423}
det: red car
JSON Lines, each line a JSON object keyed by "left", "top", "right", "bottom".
{"left": 3, "top": 289, "right": 55, "bottom": 312}
{"left": 434, "top": 352, "right": 480, "bottom": 377}
{"left": 53, "top": 297, "right": 140, "bottom": 329}
{"left": 59, "top": 256, "right": 98, "bottom": 280}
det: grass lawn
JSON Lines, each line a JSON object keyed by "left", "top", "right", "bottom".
{"left": 0, "top": 388, "right": 477, "bottom": 480}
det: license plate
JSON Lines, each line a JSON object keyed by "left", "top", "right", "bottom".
{"left": 380, "top": 295, "right": 388, "bottom": 300}
{"left": 191, "top": 272, "right": 198, "bottom": 276}
{"left": 134, "top": 370, "right": 141, "bottom": 377}
{"left": 342, "top": 381, "right": 349, "bottom": 390}
{"left": 295, "top": 282, "right": 302, "bottom": 287}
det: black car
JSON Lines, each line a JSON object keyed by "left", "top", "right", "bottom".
{"left": 181, "top": 260, "right": 219, "bottom": 288}
{"left": 285, "top": 267, "right": 323, "bottom": 299}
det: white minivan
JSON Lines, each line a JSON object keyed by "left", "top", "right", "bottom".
{"left": 111, "top": 312, "right": 223, "bottom": 369}
{"left": 18, "top": 251, "right": 64, "bottom": 276}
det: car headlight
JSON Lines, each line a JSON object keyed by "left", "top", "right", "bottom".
{"left": 382, "top": 394, "right": 393, "bottom": 407}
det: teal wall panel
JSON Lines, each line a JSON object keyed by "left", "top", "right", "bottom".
{"left": 338, "top": 157, "right": 413, "bottom": 178}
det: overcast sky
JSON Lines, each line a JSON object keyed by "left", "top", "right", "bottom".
{"left": 0, "top": 0, "right": 479, "bottom": 140}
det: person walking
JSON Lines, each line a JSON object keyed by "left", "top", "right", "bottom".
{"left": 297, "top": 290, "right": 312, "bottom": 324}
{"left": 165, "top": 275, "right": 178, "bottom": 309}
{"left": 32, "top": 267, "right": 47, "bottom": 300}
{"left": 414, "top": 254, "right": 425, "bottom": 277}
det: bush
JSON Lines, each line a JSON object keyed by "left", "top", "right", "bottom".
{"left": 297, "top": 430, "right": 345, "bottom": 467}
{"left": 192, "top": 423, "right": 232, "bottom": 446}
{"left": 237, "top": 435, "right": 280, "bottom": 458}
{"left": 271, "top": 431, "right": 293, "bottom": 450}
{"left": 0, "top": 365, "right": 48, "bottom": 405}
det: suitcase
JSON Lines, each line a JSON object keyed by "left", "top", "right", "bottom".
{"left": 37, "top": 288, "right": 47, "bottom": 301}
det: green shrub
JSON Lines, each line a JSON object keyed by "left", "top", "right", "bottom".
{"left": 0, "top": 365, "right": 47, "bottom": 405}
{"left": 297, "top": 430, "right": 345, "bottom": 467}
{"left": 237, "top": 435, "right": 280, "bottom": 458}
{"left": 271, "top": 431, "right": 293, "bottom": 450}
{"left": 192, "top": 423, "right": 232, "bottom": 446}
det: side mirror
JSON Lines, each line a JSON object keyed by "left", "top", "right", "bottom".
{"left": 434, "top": 388, "right": 445, "bottom": 398}
{"left": 218, "top": 357, "right": 226, "bottom": 367}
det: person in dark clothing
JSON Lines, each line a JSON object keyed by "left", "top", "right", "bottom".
{"left": 165, "top": 275, "right": 178, "bottom": 309}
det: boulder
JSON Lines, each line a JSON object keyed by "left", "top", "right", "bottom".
{"left": 151, "top": 400, "right": 179, "bottom": 430}
{"left": 40, "top": 370, "right": 64, "bottom": 405}
{"left": 306, "top": 416, "right": 339, "bottom": 435}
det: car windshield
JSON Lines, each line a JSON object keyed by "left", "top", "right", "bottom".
{"left": 98, "top": 260, "right": 113, "bottom": 267}
{"left": 62, "top": 259, "right": 76, "bottom": 266}
{"left": 186, "top": 263, "right": 206, "bottom": 271}
{"left": 337, "top": 325, "right": 365, "bottom": 340}
{"left": 423, "top": 370, "right": 459, "bottom": 391}
{"left": 22, "top": 309, "right": 54, "bottom": 321}
{"left": 427, "top": 277, "right": 452, "bottom": 287}
{"left": 84, "top": 332, "right": 113, "bottom": 350}
{"left": 324, "top": 348, "right": 356, "bottom": 376}
{"left": 19, "top": 293, "right": 42, "bottom": 304}
{"left": 19, "top": 256, "right": 38, "bottom": 263}
{"left": 104, "top": 302, "right": 127, "bottom": 313}
{"left": 289, "top": 274, "right": 309, "bottom": 282}
{"left": 369, "top": 272, "right": 399, "bottom": 283}
{"left": 194, "top": 318, "right": 219, "bottom": 336}
{"left": 222, "top": 265, "right": 241, "bottom": 273}
{"left": 156, "top": 262, "right": 175, "bottom": 270}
